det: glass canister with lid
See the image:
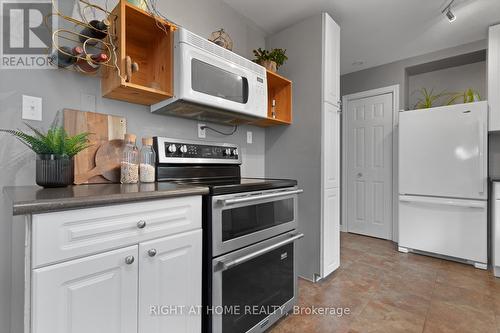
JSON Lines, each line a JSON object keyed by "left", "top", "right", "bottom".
{"left": 121, "top": 133, "right": 139, "bottom": 184}
{"left": 140, "top": 137, "right": 156, "bottom": 183}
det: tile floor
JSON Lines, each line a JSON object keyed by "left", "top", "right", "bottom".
{"left": 269, "top": 232, "right": 500, "bottom": 333}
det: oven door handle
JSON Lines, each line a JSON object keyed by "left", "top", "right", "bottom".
{"left": 218, "top": 233, "right": 304, "bottom": 271}
{"left": 219, "top": 189, "right": 304, "bottom": 206}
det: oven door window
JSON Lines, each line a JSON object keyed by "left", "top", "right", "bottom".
{"left": 191, "top": 59, "right": 249, "bottom": 104}
{"left": 222, "top": 198, "right": 294, "bottom": 242}
{"left": 222, "top": 243, "right": 294, "bottom": 332}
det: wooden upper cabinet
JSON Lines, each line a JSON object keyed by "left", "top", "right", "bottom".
{"left": 102, "top": 1, "right": 175, "bottom": 106}
{"left": 255, "top": 70, "right": 293, "bottom": 126}
{"left": 489, "top": 24, "right": 500, "bottom": 132}
{"left": 322, "top": 13, "right": 340, "bottom": 107}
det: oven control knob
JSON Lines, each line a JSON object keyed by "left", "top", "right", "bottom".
{"left": 180, "top": 145, "right": 188, "bottom": 154}
{"left": 167, "top": 144, "right": 177, "bottom": 153}
{"left": 232, "top": 148, "right": 239, "bottom": 156}
{"left": 224, "top": 148, "right": 232, "bottom": 156}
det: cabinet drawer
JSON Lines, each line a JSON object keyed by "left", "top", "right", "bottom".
{"left": 33, "top": 196, "right": 201, "bottom": 268}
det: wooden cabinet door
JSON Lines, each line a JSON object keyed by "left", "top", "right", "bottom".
{"left": 323, "top": 102, "right": 340, "bottom": 189}
{"left": 321, "top": 187, "right": 340, "bottom": 278}
{"left": 138, "top": 230, "right": 202, "bottom": 333}
{"left": 489, "top": 24, "right": 500, "bottom": 131}
{"left": 322, "top": 13, "right": 340, "bottom": 107}
{"left": 32, "top": 246, "right": 138, "bottom": 333}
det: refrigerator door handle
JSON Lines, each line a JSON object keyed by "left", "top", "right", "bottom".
{"left": 478, "top": 120, "right": 485, "bottom": 194}
{"left": 400, "top": 196, "right": 485, "bottom": 209}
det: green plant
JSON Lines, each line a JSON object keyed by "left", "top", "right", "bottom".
{"left": 252, "top": 47, "right": 288, "bottom": 69}
{"left": 0, "top": 123, "right": 91, "bottom": 157}
{"left": 446, "top": 88, "right": 481, "bottom": 105}
{"left": 413, "top": 88, "right": 448, "bottom": 109}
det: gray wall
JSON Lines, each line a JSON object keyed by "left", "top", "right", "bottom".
{"left": 266, "top": 14, "right": 323, "bottom": 281}
{"left": 408, "top": 61, "right": 486, "bottom": 109}
{"left": 341, "top": 39, "right": 487, "bottom": 110}
{"left": 0, "top": 1, "right": 266, "bottom": 331}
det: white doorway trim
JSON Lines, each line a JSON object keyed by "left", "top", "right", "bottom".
{"left": 341, "top": 85, "right": 400, "bottom": 242}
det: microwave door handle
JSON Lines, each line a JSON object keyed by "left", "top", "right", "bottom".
{"left": 218, "top": 233, "right": 304, "bottom": 271}
{"left": 219, "top": 189, "right": 304, "bottom": 206}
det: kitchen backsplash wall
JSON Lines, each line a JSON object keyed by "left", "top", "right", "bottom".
{"left": 0, "top": 1, "right": 266, "bottom": 331}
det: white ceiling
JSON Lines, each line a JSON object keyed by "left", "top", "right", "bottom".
{"left": 222, "top": 0, "right": 500, "bottom": 74}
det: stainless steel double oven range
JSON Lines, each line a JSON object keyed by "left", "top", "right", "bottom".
{"left": 154, "top": 137, "right": 304, "bottom": 333}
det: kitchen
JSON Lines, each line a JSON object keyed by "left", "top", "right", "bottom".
{"left": 1, "top": 1, "right": 500, "bottom": 333}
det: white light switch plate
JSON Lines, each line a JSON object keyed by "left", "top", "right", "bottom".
{"left": 247, "top": 131, "right": 253, "bottom": 144}
{"left": 198, "top": 123, "right": 206, "bottom": 138}
{"left": 22, "top": 95, "right": 42, "bottom": 121}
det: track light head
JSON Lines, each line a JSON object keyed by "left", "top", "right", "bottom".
{"left": 442, "top": 0, "right": 457, "bottom": 22}
{"left": 445, "top": 8, "right": 456, "bottom": 22}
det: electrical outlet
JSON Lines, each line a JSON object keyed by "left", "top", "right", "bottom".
{"left": 247, "top": 131, "right": 253, "bottom": 144}
{"left": 198, "top": 123, "right": 206, "bottom": 138}
{"left": 22, "top": 95, "right": 42, "bottom": 121}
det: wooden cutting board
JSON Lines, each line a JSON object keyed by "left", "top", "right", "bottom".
{"left": 64, "top": 109, "right": 127, "bottom": 184}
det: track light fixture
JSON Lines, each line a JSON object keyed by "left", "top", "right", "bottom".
{"left": 442, "top": 0, "right": 457, "bottom": 22}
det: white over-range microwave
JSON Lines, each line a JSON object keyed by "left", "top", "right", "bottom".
{"left": 151, "top": 27, "right": 268, "bottom": 123}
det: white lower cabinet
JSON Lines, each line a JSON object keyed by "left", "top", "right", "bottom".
{"left": 32, "top": 246, "right": 139, "bottom": 333}
{"left": 139, "top": 230, "right": 202, "bottom": 332}
{"left": 29, "top": 197, "right": 202, "bottom": 333}
{"left": 321, "top": 187, "right": 340, "bottom": 277}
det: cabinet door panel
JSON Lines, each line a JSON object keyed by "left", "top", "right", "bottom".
{"left": 323, "top": 13, "right": 340, "bottom": 106}
{"left": 323, "top": 102, "right": 340, "bottom": 189}
{"left": 321, "top": 188, "right": 340, "bottom": 278}
{"left": 32, "top": 246, "right": 138, "bottom": 333}
{"left": 139, "top": 230, "right": 202, "bottom": 333}
{"left": 489, "top": 25, "right": 500, "bottom": 131}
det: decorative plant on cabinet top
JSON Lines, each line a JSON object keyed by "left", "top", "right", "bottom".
{"left": 101, "top": 0, "right": 176, "bottom": 106}
{"left": 413, "top": 88, "right": 448, "bottom": 109}
{"left": 252, "top": 48, "right": 288, "bottom": 73}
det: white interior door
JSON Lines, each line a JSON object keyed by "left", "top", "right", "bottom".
{"left": 345, "top": 92, "right": 393, "bottom": 240}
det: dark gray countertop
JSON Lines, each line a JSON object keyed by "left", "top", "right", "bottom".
{"left": 3, "top": 183, "right": 209, "bottom": 216}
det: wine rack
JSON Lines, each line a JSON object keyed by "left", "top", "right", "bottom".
{"left": 47, "top": 0, "right": 118, "bottom": 75}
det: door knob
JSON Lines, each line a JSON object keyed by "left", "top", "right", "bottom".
{"left": 125, "top": 256, "right": 135, "bottom": 265}
{"left": 148, "top": 249, "right": 157, "bottom": 257}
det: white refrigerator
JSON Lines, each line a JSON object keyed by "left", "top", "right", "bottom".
{"left": 398, "top": 101, "right": 488, "bottom": 268}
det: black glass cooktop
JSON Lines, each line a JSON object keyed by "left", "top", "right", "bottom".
{"left": 172, "top": 177, "right": 298, "bottom": 195}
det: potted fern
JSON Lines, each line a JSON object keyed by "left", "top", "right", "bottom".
{"left": 1, "top": 123, "right": 90, "bottom": 187}
{"left": 252, "top": 48, "right": 288, "bottom": 72}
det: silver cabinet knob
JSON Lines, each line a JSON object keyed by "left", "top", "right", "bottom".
{"left": 357, "top": 173, "right": 363, "bottom": 178}
{"left": 125, "top": 256, "right": 135, "bottom": 265}
{"left": 137, "top": 220, "right": 146, "bottom": 229}
{"left": 148, "top": 249, "right": 157, "bottom": 257}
